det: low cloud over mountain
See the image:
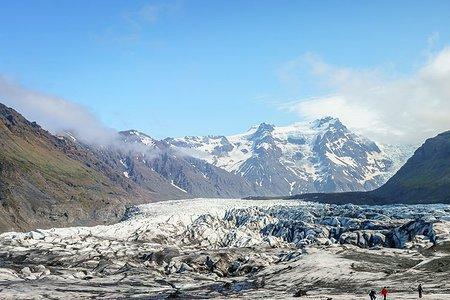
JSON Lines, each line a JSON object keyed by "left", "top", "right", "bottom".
{"left": 0, "top": 76, "right": 119, "bottom": 145}
{"left": 280, "top": 47, "right": 450, "bottom": 145}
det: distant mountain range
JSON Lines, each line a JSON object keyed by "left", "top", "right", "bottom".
{"left": 0, "top": 103, "right": 417, "bottom": 232}
{"left": 164, "top": 117, "right": 415, "bottom": 195}
{"left": 114, "top": 118, "right": 416, "bottom": 200}
{"left": 264, "top": 130, "right": 450, "bottom": 205}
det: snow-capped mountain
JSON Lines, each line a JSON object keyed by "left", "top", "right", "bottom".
{"left": 164, "top": 117, "right": 415, "bottom": 195}
{"left": 117, "top": 130, "right": 268, "bottom": 198}
{"left": 120, "top": 129, "right": 158, "bottom": 147}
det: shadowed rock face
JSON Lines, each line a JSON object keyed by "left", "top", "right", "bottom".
{"left": 372, "top": 130, "right": 450, "bottom": 204}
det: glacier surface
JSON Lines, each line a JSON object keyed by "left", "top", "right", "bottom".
{"left": 1, "top": 198, "right": 450, "bottom": 299}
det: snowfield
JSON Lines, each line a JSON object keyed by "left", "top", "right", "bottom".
{"left": 1, "top": 198, "right": 450, "bottom": 299}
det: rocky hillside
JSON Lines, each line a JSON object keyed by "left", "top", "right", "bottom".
{"left": 0, "top": 104, "right": 185, "bottom": 232}
{"left": 372, "top": 130, "right": 450, "bottom": 204}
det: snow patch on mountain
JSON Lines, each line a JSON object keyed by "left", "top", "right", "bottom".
{"left": 121, "top": 130, "right": 157, "bottom": 147}
{"left": 171, "top": 180, "right": 188, "bottom": 193}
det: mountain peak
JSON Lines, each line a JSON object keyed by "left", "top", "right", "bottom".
{"left": 120, "top": 129, "right": 148, "bottom": 137}
{"left": 0, "top": 103, "right": 26, "bottom": 126}
{"left": 250, "top": 122, "right": 275, "bottom": 140}
{"left": 311, "top": 116, "right": 342, "bottom": 129}
{"left": 119, "top": 129, "right": 156, "bottom": 146}
{"left": 0, "top": 102, "right": 44, "bottom": 135}
{"left": 256, "top": 122, "right": 275, "bottom": 133}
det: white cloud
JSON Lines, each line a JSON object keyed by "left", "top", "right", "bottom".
{"left": 0, "top": 76, "right": 119, "bottom": 145}
{"left": 0, "top": 77, "right": 170, "bottom": 160}
{"left": 279, "top": 48, "right": 450, "bottom": 145}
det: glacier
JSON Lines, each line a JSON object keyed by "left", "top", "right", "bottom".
{"left": 1, "top": 198, "right": 450, "bottom": 299}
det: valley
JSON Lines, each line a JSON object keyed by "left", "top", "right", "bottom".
{"left": 0, "top": 103, "right": 416, "bottom": 232}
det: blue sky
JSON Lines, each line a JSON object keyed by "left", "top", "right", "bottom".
{"left": 1, "top": 1, "right": 450, "bottom": 139}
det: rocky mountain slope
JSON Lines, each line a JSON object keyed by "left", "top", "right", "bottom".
{"left": 117, "top": 130, "right": 271, "bottom": 198}
{"left": 165, "top": 117, "right": 414, "bottom": 194}
{"left": 116, "top": 119, "right": 415, "bottom": 199}
{"left": 372, "top": 130, "right": 450, "bottom": 203}
{"left": 0, "top": 104, "right": 186, "bottom": 232}
{"left": 0, "top": 102, "right": 273, "bottom": 232}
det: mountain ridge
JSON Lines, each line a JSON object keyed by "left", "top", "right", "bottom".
{"left": 163, "top": 117, "right": 415, "bottom": 195}
{"left": 260, "top": 130, "right": 450, "bottom": 205}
